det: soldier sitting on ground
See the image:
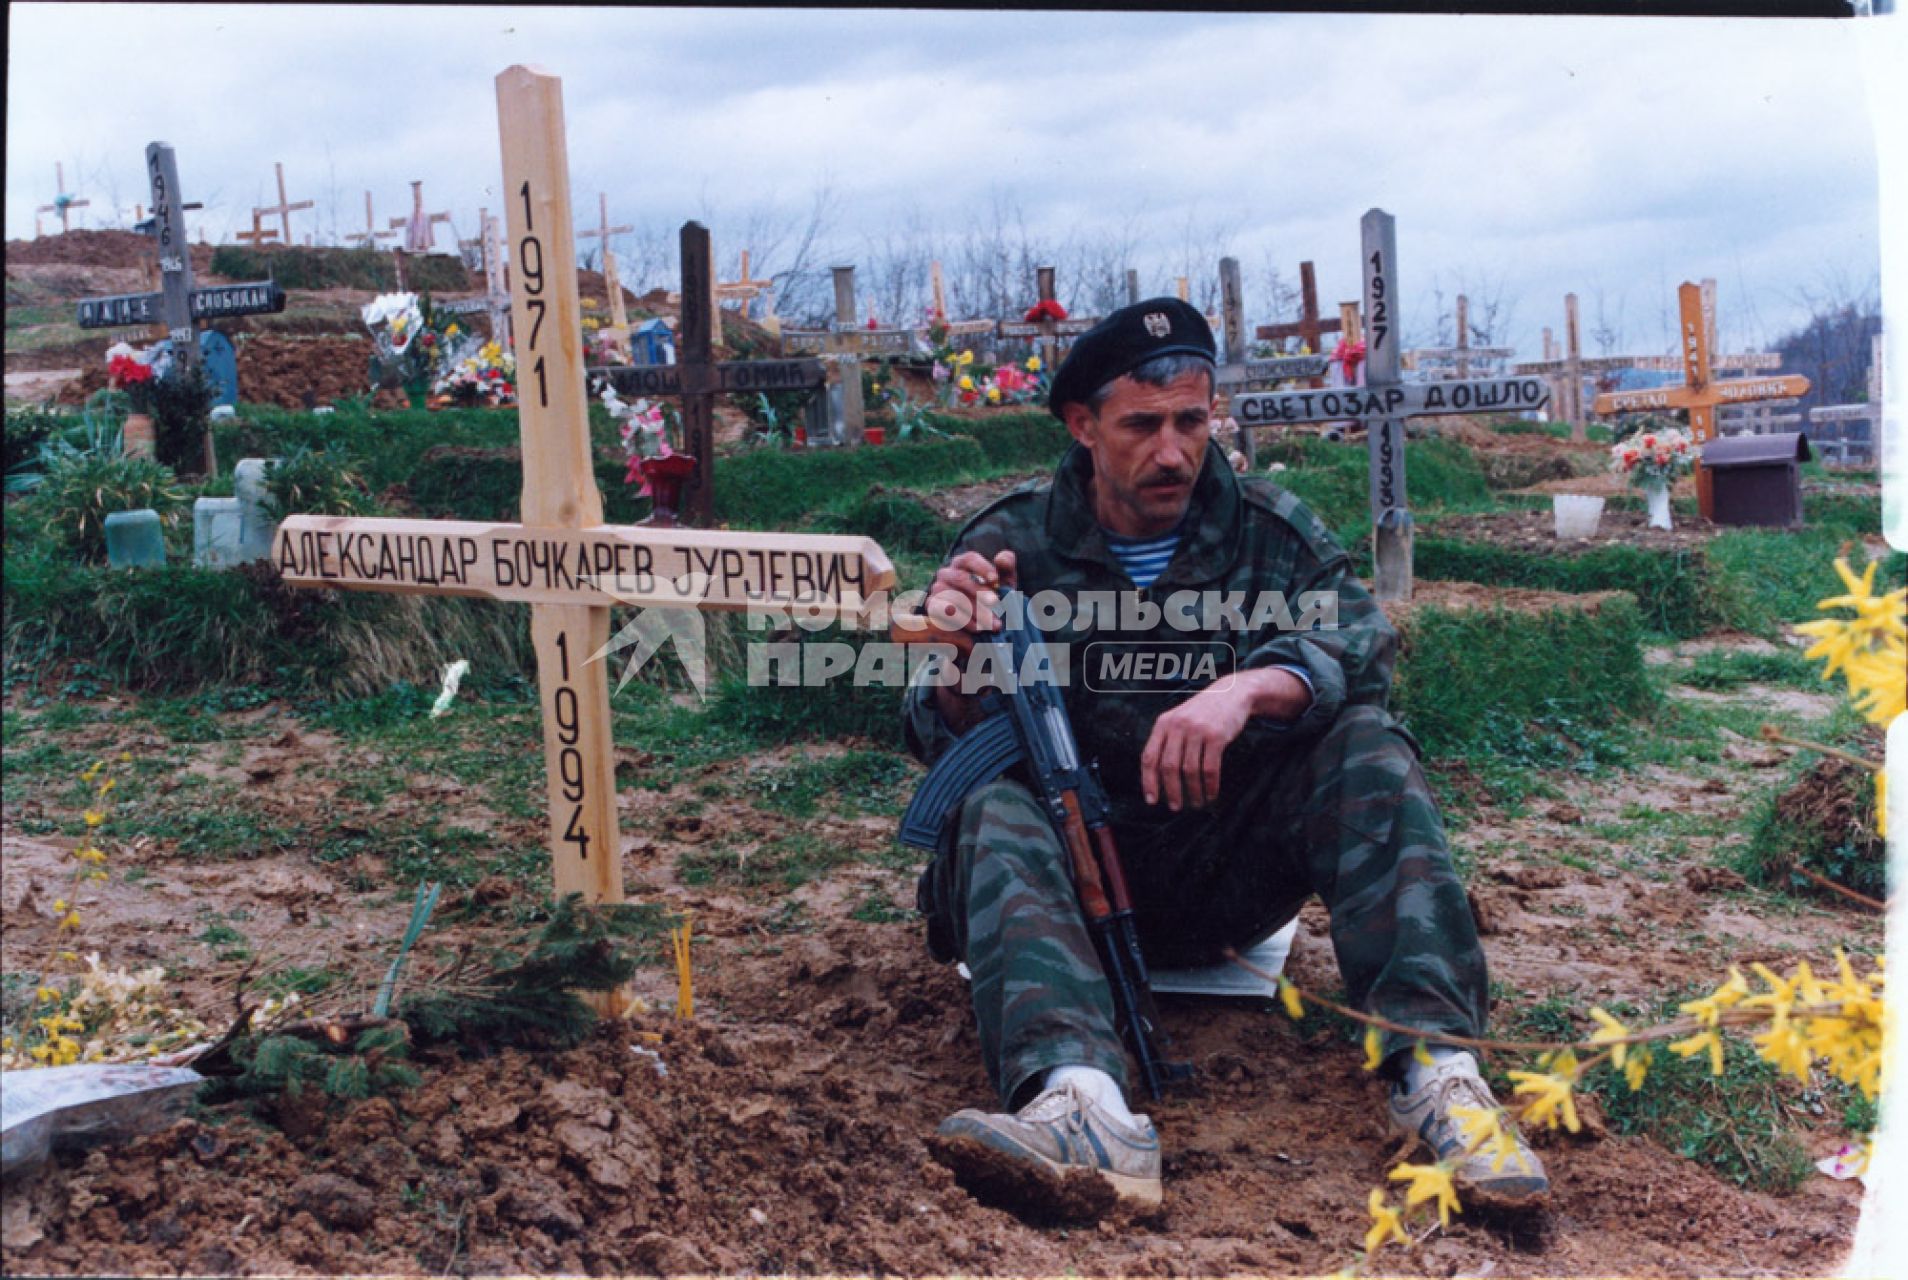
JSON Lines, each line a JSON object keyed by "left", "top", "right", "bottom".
{"left": 904, "top": 297, "right": 1548, "bottom": 1212}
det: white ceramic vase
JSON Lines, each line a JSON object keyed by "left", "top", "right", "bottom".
{"left": 1645, "top": 480, "right": 1673, "bottom": 531}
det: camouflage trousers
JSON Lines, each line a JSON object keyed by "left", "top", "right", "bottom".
{"left": 917, "top": 704, "right": 1489, "bottom": 1109}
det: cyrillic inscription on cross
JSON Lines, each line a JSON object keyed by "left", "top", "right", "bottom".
{"left": 1232, "top": 211, "right": 1551, "bottom": 604}
{"left": 1592, "top": 282, "right": 1809, "bottom": 518}
{"left": 271, "top": 68, "right": 897, "bottom": 971}
{"left": 73, "top": 144, "right": 287, "bottom": 373}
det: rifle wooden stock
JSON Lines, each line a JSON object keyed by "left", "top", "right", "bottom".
{"left": 1060, "top": 791, "right": 1114, "bottom": 921}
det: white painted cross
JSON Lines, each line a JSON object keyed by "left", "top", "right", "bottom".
{"left": 271, "top": 67, "right": 896, "bottom": 954}
{"left": 1232, "top": 210, "right": 1551, "bottom": 603}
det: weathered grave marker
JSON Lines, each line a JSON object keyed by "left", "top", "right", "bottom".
{"left": 1126, "top": 268, "right": 1141, "bottom": 306}
{"left": 254, "top": 162, "right": 314, "bottom": 246}
{"left": 402, "top": 180, "right": 454, "bottom": 252}
{"left": 921, "top": 261, "right": 996, "bottom": 349}
{"left": 234, "top": 209, "right": 281, "bottom": 248}
{"left": 349, "top": 191, "right": 401, "bottom": 248}
{"left": 37, "top": 163, "right": 90, "bottom": 235}
{"left": 1255, "top": 260, "right": 1345, "bottom": 391}
{"left": 273, "top": 67, "right": 897, "bottom": 941}
{"left": 590, "top": 222, "right": 832, "bottom": 525}
{"left": 782, "top": 266, "right": 917, "bottom": 358}
{"left": 1405, "top": 295, "right": 1514, "bottom": 381}
{"left": 578, "top": 193, "right": 636, "bottom": 362}
{"left": 1233, "top": 211, "right": 1551, "bottom": 603}
{"left": 717, "top": 250, "right": 772, "bottom": 318}
{"left": 1593, "top": 282, "right": 1811, "bottom": 518}
{"left": 75, "top": 144, "right": 287, "bottom": 379}
{"left": 998, "top": 266, "right": 1097, "bottom": 369}
{"left": 1808, "top": 333, "right": 1882, "bottom": 465}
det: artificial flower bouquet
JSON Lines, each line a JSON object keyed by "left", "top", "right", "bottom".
{"left": 434, "top": 335, "right": 517, "bottom": 408}
{"left": 1610, "top": 425, "right": 1695, "bottom": 487}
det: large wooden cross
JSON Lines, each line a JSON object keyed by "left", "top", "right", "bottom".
{"left": 589, "top": 222, "right": 832, "bottom": 527}
{"left": 38, "top": 162, "right": 91, "bottom": 234}
{"left": 272, "top": 67, "right": 895, "bottom": 942}
{"left": 1592, "top": 281, "right": 1810, "bottom": 518}
{"left": 716, "top": 249, "right": 773, "bottom": 318}
{"left": 76, "top": 144, "right": 287, "bottom": 374}
{"left": 1255, "top": 260, "right": 1343, "bottom": 357}
{"left": 1233, "top": 211, "right": 1550, "bottom": 603}
{"left": 254, "top": 162, "right": 314, "bottom": 246}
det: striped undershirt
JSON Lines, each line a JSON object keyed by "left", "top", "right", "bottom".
{"left": 1102, "top": 525, "right": 1183, "bottom": 590}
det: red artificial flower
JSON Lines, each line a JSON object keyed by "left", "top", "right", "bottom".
{"left": 865, "top": 316, "right": 881, "bottom": 330}
{"left": 108, "top": 354, "right": 154, "bottom": 387}
{"left": 1022, "top": 299, "right": 1069, "bottom": 323}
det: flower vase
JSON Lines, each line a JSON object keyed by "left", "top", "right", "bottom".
{"left": 793, "top": 426, "right": 807, "bottom": 447}
{"left": 1645, "top": 480, "right": 1673, "bottom": 531}
{"left": 639, "top": 454, "right": 698, "bottom": 528}
{"left": 405, "top": 379, "right": 430, "bottom": 410}
{"left": 121, "top": 413, "right": 155, "bottom": 460}
{"left": 863, "top": 426, "right": 887, "bottom": 446}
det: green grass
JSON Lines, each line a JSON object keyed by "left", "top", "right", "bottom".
{"left": 1675, "top": 648, "right": 1818, "bottom": 691}
{"left": 677, "top": 829, "right": 905, "bottom": 892}
{"left": 741, "top": 749, "right": 919, "bottom": 819}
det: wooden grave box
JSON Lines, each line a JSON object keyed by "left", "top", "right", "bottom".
{"left": 1700, "top": 431, "right": 1811, "bottom": 528}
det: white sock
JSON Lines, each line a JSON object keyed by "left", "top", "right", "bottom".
{"left": 1045, "top": 1064, "right": 1138, "bottom": 1126}
{"left": 1400, "top": 1046, "right": 1477, "bottom": 1094}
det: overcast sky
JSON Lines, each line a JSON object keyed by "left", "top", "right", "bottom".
{"left": 4, "top": 4, "right": 1896, "bottom": 360}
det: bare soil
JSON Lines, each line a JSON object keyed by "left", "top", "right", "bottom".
{"left": 0, "top": 631, "right": 1882, "bottom": 1277}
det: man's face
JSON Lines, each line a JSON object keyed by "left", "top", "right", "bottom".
{"left": 1063, "top": 369, "right": 1215, "bottom": 538}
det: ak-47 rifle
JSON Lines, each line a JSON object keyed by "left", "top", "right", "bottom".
{"left": 893, "top": 587, "right": 1193, "bottom": 1099}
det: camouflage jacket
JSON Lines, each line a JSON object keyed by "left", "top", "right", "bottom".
{"left": 902, "top": 443, "right": 1398, "bottom": 822}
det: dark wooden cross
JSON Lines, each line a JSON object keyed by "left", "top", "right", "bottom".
{"left": 1232, "top": 211, "right": 1551, "bottom": 603}
{"left": 1593, "top": 281, "right": 1810, "bottom": 518}
{"left": 997, "top": 266, "right": 1097, "bottom": 369}
{"left": 75, "top": 143, "right": 287, "bottom": 373}
{"left": 235, "top": 208, "right": 281, "bottom": 248}
{"left": 589, "top": 222, "right": 833, "bottom": 527}
{"left": 1254, "top": 260, "right": 1348, "bottom": 391}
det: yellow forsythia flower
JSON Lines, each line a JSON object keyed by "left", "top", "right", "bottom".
{"left": 1588, "top": 1006, "right": 1630, "bottom": 1069}
{"left": 1388, "top": 1161, "right": 1461, "bottom": 1229}
{"left": 1668, "top": 1029, "right": 1726, "bottom": 1077}
{"left": 1412, "top": 1040, "right": 1436, "bottom": 1069}
{"left": 1277, "top": 976, "right": 1304, "bottom": 1020}
{"left": 1362, "top": 1026, "right": 1383, "bottom": 1071}
{"left": 1508, "top": 1054, "right": 1581, "bottom": 1132}
{"left": 1365, "top": 1189, "right": 1410, "bottom": 1253}
{"left": 1624, "top": 1046, "right": 1652, "bottom": 1092}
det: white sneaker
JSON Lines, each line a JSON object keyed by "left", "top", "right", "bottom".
{"left": 934, "top": 1081, "right": 1163, "bottom": 1209}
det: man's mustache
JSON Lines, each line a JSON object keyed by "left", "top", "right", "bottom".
{"left": 1140, "top": 471, "right": 1193, "bottom": 489}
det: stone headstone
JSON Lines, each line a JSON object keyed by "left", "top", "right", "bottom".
{"left": 192, "top": 496, "right": 243, "bottom": 568}
{"left": 199, "top": 330, "right": 238, "bottom": 408}
{"left": 232, "top": 458, "right": 279, "bottom": 563}
{"left": 103, "top": 510, "right": 166, "bottom": 568}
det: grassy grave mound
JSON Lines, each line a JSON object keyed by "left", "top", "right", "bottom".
{"left": 3, "top": 553, "right": 529, "bottom": 696}
{"left": 1735, "top": 742, "right": 1886, "bottom": 904}
{"left": 208, "top": 245, "right": 471, "bottom": 295}
{"left": 1254, "top": 435, "right": 1495, "bottom": 546}
{"left": 1385, "top": 582, "right": 1655, "bottom": 759}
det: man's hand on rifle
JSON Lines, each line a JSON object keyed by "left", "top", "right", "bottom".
{"left": 1139, "top": 667, "right": 1312, "bottom": 811}
{"left": 926, "top": 549, "right": 1017, "bottom": 735}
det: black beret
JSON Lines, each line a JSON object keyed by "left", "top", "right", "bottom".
{"left": 1047, "top": 297, "right": 1217, "bottom": 421}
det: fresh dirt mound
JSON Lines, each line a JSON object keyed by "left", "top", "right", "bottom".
{"left": 6, "top": 230, "right": 216, "bottom": 274}
{"left": 50, "top": 333, "right": 407, "bottom": 411}
{"left": 1427, "top": 505, "right": 1721, "bottom": 553}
